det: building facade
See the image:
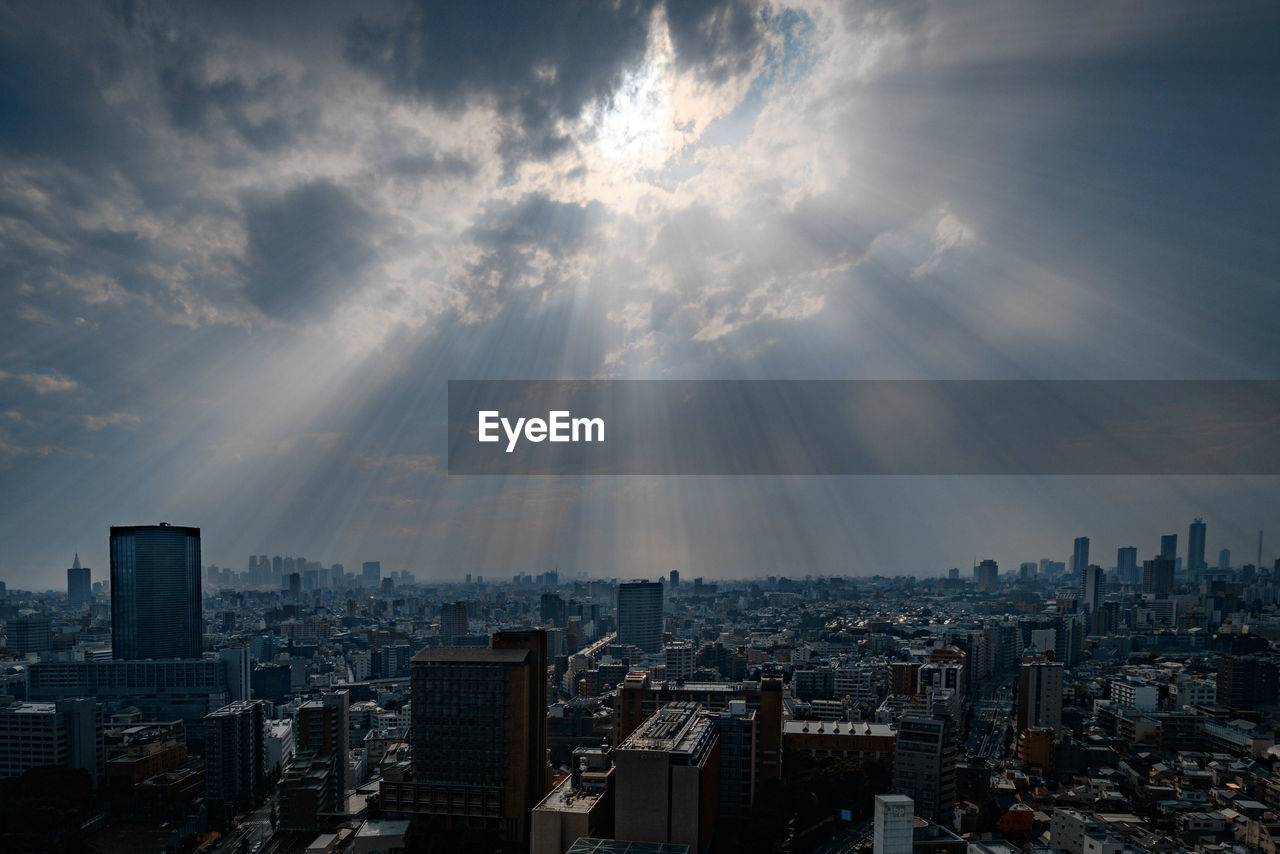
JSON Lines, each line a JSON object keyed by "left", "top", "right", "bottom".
{"left": 110, "top": 524, "right": 202, "bottom": 660}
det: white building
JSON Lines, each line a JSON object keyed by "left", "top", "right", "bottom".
{"left": 874, "top": 794, "right": 914, "bottom": 854}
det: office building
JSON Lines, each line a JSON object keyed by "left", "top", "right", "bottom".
{"left": 361, "top": 561, "right": 381, "bottom": 588}
{"left": 891, "top": 715, "right": 955, "bottom": 824}
{"left": 531, "top": 748, "right": 615, "bottom": 854}
{"left": 974, "top": 559, "right": 998, "bottom": 593}
{"left": 1188, "top": 517, "right": 1207, "bottom": 579}
{"left": 1017, "top": 657, "right": 1064, "bottom": 732}
{"left": 617, "top": 581, "right": 663, "bottom": 654}
{"left": 1071, "top": 536, "right": 1090, "bottom": 576}
{"left": 873, "top": 794, "right": 914, "bottom": 854}
{"left": 0, "top": 698, "right": 103, "bottom": 782}
{"left": 1116, "top": 547, "right": 1138, "bottom": 587}
{"left": 205, "top": 700, "right": 266, "bottom": 813}
{"left": 614, "top": 702, "right": 719, "bottom": 854}
{"left": 7, "top": 615, "right": 53, "bottom": 657}
{"left": 1142, "top": 556, "right": 1174, "bottom": 596}
{"left": 1080, "top": 565, "right": 1104, "bottom": 613}
{"left": 110, "top": 523, "right": 202, "bottom": 660}
{"left": 439, "top": 601, "right": 469, "bottom": 644}
{"left": 541, "top": 592, "right": 567, "bottom": 627}
{"left": 381, "top": 630, "right": 549, "bottom": 845}
{"left": 1160, "top": 534, "right": 1177, "bottom": 562}
{"left": 67, "top": 553, "right": 91, "bottom": 605}
{"left": 27, "top": 658, "right": 231, "bottom": 746}
{"left": 1217, "top": 655, "right": 1279, "bottom": 712}
{"left": 219, "top": 646, "right": 251, "bottom": 702}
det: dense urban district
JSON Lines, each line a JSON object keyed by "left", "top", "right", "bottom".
{"left": 2, "top": 519, "right": 1279, "bottom": 854}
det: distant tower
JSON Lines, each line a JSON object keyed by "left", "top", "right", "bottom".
{"left": 1143, "top": 555, "right": 1174, "bottom": 596}
{"left": 1080, "top": 564, "right": 1104, "bottom": 612}
{"left": 361, "top": 561, "right": 381, "bottom": 588}
{"left": 1188, "top": 518, "right": 1207, "bottom": 580}
{"left": 617, "top": 580, "right": 664, "bottom": 654}
{"left": 1219, "top": 548, "right": 1231, "bottom": 570}
{"left": 1116, "top": 547, "right": 1138, "bottom": 587}
{"left": 67, "top": 553, "right": 91, "bottom": 605}
{"left": 110, "top": 524, "right": 202, "bottom": 660}
{"left": 1071, "top": 537, "right": 1090, "bottom": 577}
{"left": 440, "top": 601, "right": 469, "bottom": 644}
{"left": 1160, "top": 534, "right": 1177, "bottom": 562}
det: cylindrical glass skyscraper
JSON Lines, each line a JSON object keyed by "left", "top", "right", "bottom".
{"left": 110, "top": 523, "right": 202, "bottom": 660}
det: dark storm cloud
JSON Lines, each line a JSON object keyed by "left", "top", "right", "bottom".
{"left": 343, "top": 0, "right": 765, "bottom": 166}
{"left": 447, "top": 192, "right": 609, "bottom": 324}
{"left": 241, "top": 180, "right": 379, "bottom": 321}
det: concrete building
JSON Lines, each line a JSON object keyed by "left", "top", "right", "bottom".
{"left": 1050, "top": 807, "right": 1104, "bottom": 854}
{"left": 891, "top": 715, "right": 955, "bottom": 824}
{"left": 0, "top": 697, "right": 103, "bottom": 782}
{"left": 6, "top": 615, "right": 52, "bottom": 658}
{"left": 874, "top": 794, "right": 914, "bottom": 854}
{"left": 614, "top": 702, "right": 720, "bottom": 854}
{"left": 438, "top": 601, "right": 468, "bottom": 644}
{"left": 205, "top": 700, "right": 266, "bottom": 814}
{"left": 783, "top": 720, "right": 896, "bottom": 764}
{"left": 295, "top": 690, "right": 350, "bottom": 814}
{"left": 1017, "top": 657, "right": 1064, "bottom": 732}
{"left": 381, "top": 630, "right": 549, "bottom": 845}
{"left": 531, "top": 747, "right": 615, "bottom": 854}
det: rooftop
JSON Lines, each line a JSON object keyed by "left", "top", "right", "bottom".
{"left": 411, "top": 647, "right": 530, "bottom": 664}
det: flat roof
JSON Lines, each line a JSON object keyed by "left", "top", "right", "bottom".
{"left": 412, "top": 647, "right": 529, "bottom": 664}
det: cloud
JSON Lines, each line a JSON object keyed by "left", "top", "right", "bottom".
{"left": 80, "top": 412, "right": 141, "bottom": 432}
{"left": 240, "top": 179, "right": 379, "bottom": 321}
{"left": 0, "top": 370, "right": 80, "bottom": 394}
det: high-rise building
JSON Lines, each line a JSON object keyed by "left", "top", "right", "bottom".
{"left": 617, "top": 581, "right": 663, "bottom": 654}
{"left": 873, "top": 794, "right": 914, "bottom": 854}
{"left": 1142, "top": 555, "right": 1174, "bottom": 596}
{"left": 1071, "top": 537, "right": 1090, "bottom": 576}
{"left": 1116, "top": 547, "right": 1138, "bottom": 587}
{"left": 0, "top": 697, "right": 103, "bottom": 782}
{"left": 1017, "top": 657, "right": 1064, "bottom": 732}
{"left": 975, "top": 559, "right": 998, "bottom": 593}
{"left": 1219, "top": 548, "right": 1231, "bottom": 569}
{"left": 614, "top": 702, "right": 719, "bottom": 854}
{"left": 205, "top": 700, "right": 266, "bottom": 814}
{"left": 286, "top": 690, "right": 349, "bottom": 825}
{"left": 110, "top": 523, "right": 202, "bottom": 660}
{"left": 361, "top": 561, "right": 381, "bottom": 587}
{"left": 891, "top": 715, "right": 955, "bottom": 823}
{"left": 1080, "top": 565, "right": 1104, "bottom": 612}
{"left": 1160, "top": 533, "right": 1177, "bottom": 561}
{"left": 67, "top": 553, "right": 91, "bottom": 605}
{"left": 1188, "top": 517, "right": 1207, "bottom": 579}
{"left": 669, "top": 569, "right": 680, "bottom": 591}
{"left": 382, "top": 630, "right": 549, "bottom": 845}
{"left": 540, "top": 592, "right": 566, "bottom": 627}
{"left": 439, "top": 601, "right": 469, "bottom": 644}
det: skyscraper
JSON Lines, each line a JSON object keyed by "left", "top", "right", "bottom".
{"left": 975, "top": 559, "right": 998, "bottom": 593}
{"left": 205, "top": 700, "right": 266, "bottom": 815}
{"left": 67, "top": 553, "right": 91, "bottom": 605}
{"left": 361, "top": 561, "right": 381, "bottom": 587}
{"left": 1188, "top": 517, "right": 1207, "bottom": 579}
{"left": 1160, "top": 533, "right": 1177, "bottom": 561}
{"left": 1142, "top": 555, "right": 1174, "bottom": 596}
{"left": 617, "top": 580, "right": 664, "bottom": 654}
{"left": 1071, "top": 536, "right": 1090, "bottom": 576}
{"left": 110, "top": 524, "right": 202, "bottom": 660}
{"left": 1116, "top": 547, "right": 1138, "bottom": 587}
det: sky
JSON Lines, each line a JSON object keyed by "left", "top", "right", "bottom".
{"left": 1, "top": 1, "right": 1278, "bottom": 589}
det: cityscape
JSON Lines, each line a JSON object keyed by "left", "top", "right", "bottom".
{"left": 3, "top": 2, "right": 1279, "bottom": 854}
{"left": 2, "top": 517, "right": 1279, "bottom": 854}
